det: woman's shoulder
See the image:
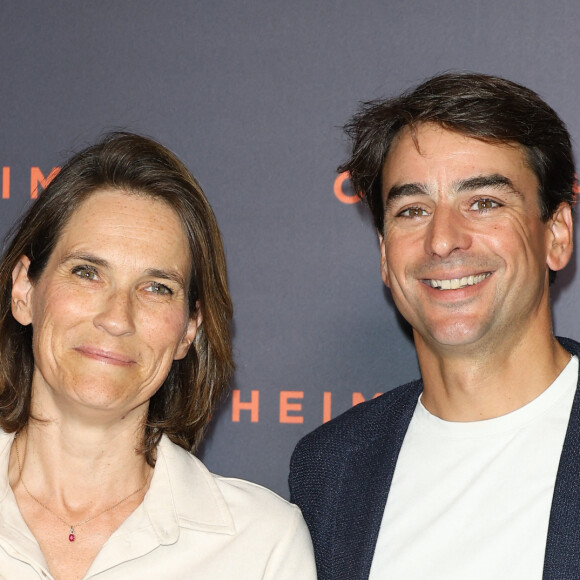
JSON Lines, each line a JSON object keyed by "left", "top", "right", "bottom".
{"left": 213, "top": 472, "right": 302, "bottom": 524}
{"left": 158, "top": 436, "right": 302, "bottom": 529}
{"left": 155, "top": 437, "right": 316, "bottom": 578}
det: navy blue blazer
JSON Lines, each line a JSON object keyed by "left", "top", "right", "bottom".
{"left": 289, "top": 337, "right": 580, "bottom": 580}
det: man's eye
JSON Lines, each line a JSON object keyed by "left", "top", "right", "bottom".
{"left": 72, "top": 265, "right": 98, "bottom": 280}
{"left": 398, "top": 207, "right": 428, "bottom": 218}
{"left": 471, "top": 198, "right": 499, "bottom": 211}
{"left": 147, "top": 282, "right": 173, "bottom": 295}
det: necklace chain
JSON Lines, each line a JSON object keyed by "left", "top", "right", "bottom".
{"left": 14, "top": 433, "right": 150, "bottom": 542}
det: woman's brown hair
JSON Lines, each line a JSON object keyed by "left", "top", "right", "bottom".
{"left": 0, "top": 132, "right": 234, "bottom": 464}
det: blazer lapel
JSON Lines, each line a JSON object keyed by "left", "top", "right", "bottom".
{"left": 544, "top": 337, "right": 580, "bottom": 579}
{"left": 331, "top": 383, "right": 420, "bottom": 579}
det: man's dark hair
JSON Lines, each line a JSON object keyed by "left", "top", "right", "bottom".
{"left": 0, "top": 132, "right": 234, "bottom": 465}
{"left": 338, "top": 72, "right": 576, "bottom": 239}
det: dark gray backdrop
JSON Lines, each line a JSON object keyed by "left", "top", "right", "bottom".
{"left": 1, "top": 1, "right": 579, "bottom": 498}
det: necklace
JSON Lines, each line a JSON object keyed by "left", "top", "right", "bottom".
{"left": 14, "top": 433, "right": 150, "bottom": 542}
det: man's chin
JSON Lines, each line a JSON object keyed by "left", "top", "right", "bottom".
{"left": 413, "top": 324, "right": 491, "bottom": 353}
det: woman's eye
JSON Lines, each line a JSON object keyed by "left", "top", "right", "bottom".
{"left": 146, "top": 282, "right": 173, "bottom": 295}
{"left": 471, "top": 198, "right": 499, "bottom": 211}
{"left": 398, "top": 207, "right": 428, "bottom": 218}
{"left": 72, "top": 265, "right": 98, "bottom": 280}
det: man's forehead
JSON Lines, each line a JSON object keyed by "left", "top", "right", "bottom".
{"left": 381, "top": 123, "right": 535, "bottom": 198}
{"left": 385, "top": 122, "right": 528, "bottom": 161}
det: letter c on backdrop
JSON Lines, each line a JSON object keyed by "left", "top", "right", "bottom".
{"left": 333, "top": 172, "right": 360, "bottom": 204}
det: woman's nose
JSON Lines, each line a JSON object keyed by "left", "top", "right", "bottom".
{"left": 93, "top": 290, "right": 136, "bottom": 336}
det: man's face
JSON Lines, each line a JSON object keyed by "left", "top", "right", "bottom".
{"left": 379, "top": 123, "right": 571, "bottom": 354}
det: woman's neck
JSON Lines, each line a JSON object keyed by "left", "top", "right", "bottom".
{"left": 9, "top": 413, "right": 152, "bottom": 514}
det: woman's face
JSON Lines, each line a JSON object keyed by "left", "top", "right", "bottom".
{"left": 11, "top": 189, "right": 200, "bottom": 420}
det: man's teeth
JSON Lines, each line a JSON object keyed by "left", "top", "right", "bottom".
{"left": 429, "top": 273, "right": 490, "bottom": 290}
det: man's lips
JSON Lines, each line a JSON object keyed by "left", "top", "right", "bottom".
{"left": 422, "top": 272, "right": 491, "bottom": 290}
{"left": 74, "top": 346, "right": 135, "bottom": 366}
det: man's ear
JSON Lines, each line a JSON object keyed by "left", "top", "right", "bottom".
{"left": 546, "top": 203, "right": 573, "bottom": 273}
{"left": 11, "top": 256, "right": 33, "bottom": 326}
{"left": 378, "top": 232, "right": 390, "bottom": 288}
{"left": 174, "top": 302, "right": 203, "bottom": 361}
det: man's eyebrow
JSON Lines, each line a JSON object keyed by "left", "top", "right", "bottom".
{"left": 385, "top": 183, "right": 429, "bottom": 208}
{"left": 453, "top": 174, "right": 523, "bottom": 198}
{"left": 385, "top": 173, "right": 524, "bottom": 208}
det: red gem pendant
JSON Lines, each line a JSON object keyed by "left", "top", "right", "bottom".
{"left": 69, "top": 527, "right": 75, "bottom": 542}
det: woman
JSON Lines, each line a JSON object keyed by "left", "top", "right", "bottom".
{"left": 0, "top": 133, "right": 316, "bottom": 579}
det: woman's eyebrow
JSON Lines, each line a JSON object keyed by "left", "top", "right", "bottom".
{"left": 60, "top": 252, "right": 186, "bottom": 286}
{"left": 144, "top": 268, "right": 186, "bottom": 286}
{"left": 60, "top": 251, "right": 109, "bottom": 267}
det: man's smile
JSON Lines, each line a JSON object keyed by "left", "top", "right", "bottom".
{"left": 423, "top": 272, "right": 491, "bottom": 290}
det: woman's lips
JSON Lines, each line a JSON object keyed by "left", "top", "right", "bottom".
{"left": 74, "top": 346, "right": 135, "bottom": 366}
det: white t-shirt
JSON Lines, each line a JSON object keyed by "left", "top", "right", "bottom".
{"left": 369, "top": 356, "right": 578, "bottom": 580}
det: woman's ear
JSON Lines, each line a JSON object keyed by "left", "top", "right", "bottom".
{"left": 174, "top": 301, "right": 203, "bottom": 361}
{"left": 11, "top": 256, "right": 33, "bottom": 326}
{"left": 546, "top": 202, "right": 573, "bottom": 273}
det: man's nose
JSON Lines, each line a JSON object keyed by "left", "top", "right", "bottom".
{"left": 424, "top": 206, "right": 472, "bottom": 258}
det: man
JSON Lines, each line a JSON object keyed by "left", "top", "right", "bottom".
{"left": 289, "top": 72, "right": 579, "bottom": 579}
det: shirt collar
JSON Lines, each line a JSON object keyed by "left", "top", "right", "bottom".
{"left": 142, "top": 435, "right": 235, "bottom": 542}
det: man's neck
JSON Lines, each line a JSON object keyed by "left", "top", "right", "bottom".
{"left": 416, "top": 330, "right": 571, "bottom": 422}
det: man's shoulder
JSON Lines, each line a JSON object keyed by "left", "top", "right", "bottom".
{"left": 288, "top": 379, "right": 422, "bottom": 522}
{"left": 292, "top": 379, "right": 422, "bottom": 462}
{"left": 290, "top": 334, "right": 580, "bottom": 478}
{"left": 558, "top": 336, "right": 580, "bottom": 358}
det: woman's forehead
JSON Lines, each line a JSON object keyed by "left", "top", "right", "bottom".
{"left": 54, "top": 189, "right": 192, "bottom": 273}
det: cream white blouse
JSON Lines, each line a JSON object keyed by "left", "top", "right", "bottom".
{"left": 0, "top": 432, "right": 316, "bottom": 579}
